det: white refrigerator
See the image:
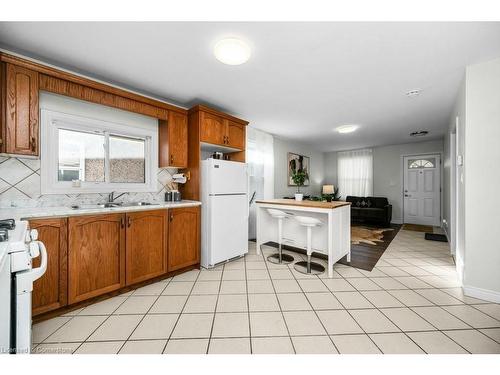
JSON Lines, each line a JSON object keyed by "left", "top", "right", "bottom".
{"left": 201, "top": 159, "right": 248, "bottom": 268}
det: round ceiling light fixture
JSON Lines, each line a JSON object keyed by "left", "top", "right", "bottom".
{"left": 336, "top": 124, "right": 359, "bottom": 134}
{"left": 214, "top": 38, "right": 251, "bottom": 65}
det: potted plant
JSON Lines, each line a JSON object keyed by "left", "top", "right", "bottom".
{"left": 291, "top": 169, "right": 308, "bottom": 201}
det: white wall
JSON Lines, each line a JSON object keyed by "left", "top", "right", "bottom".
{"left": 372, "top": 140, "right": 444, "bottom": 223}
{"left": 273, "top": 137, "right": 325, "bottom": 198}
{"left": 443, "top": 78, "right": 466, "bottom": 273}
{"left": 462, "top": 57, "right": 500, "bottom": 301}
{"left": 323, "top": 139, "right": 444, "bottom": 223}
{"left": 323, "top": 152, "right": 337, "bottom": 187}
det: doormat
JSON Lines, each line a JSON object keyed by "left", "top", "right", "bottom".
{"left": 425, "top": 233, "right": 448, "bottom": 242}
{"left": 402, "top": 223, "right": 433, "bottom": 233}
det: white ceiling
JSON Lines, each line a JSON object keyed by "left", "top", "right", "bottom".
{"left": 1, "top": 22, "right": 500, "bottom": 151}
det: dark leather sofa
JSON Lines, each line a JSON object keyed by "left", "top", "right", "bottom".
{"left": 346, "top": 196, "right": 392, "bottom": 226}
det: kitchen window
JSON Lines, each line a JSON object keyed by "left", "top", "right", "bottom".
{"left": 41, "top": 109, "right": 158, "bottom": 194}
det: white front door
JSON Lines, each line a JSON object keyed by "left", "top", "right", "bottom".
{"left": 403, "top": 154, "right": 441, "bottom": 226}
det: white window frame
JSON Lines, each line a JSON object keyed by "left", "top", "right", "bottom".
{"left": 41, "top": 109, "right": 158, "bottom": 194}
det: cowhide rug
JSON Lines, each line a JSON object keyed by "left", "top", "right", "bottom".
{"left": 351, "top": 226, "right": 394, "bottom": 246}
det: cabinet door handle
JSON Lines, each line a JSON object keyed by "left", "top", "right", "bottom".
{"left": 226, "top": 136, "right": 230, "bottom": 145}
{"left": 120, "top": 217, "right": 124, "bottom": 228}
{"left": 127, "top": 217, "right": 131, "bottom": 227}
{"left": 170, "top": 154, "right": 174, "bottom": 164}
{"left": 170, "top": 214, "right": 173, "bottom": 222}
{"left": 30, "top": 137, "right": 36, "bottom": 152}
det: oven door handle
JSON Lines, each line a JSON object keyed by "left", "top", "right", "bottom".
{"left": 29, "top": 241, "right": 47, "bottom": 282}
{"left": 16, "top": 241, "right": 47, "bottom": 294}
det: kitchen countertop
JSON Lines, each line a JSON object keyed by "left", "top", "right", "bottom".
{"left": 0, "top": 200, "right": 201, "bottom": 221}
{"left": 255, "top": 199, "right": 351, "bottom": 209}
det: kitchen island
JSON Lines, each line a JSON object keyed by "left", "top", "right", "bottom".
{"left": 255, "top": 199, "right": 351, "bottom": 277}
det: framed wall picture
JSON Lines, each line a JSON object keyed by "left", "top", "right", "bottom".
{"left": 287, "top": 152, "right": 310, "bottom": 186}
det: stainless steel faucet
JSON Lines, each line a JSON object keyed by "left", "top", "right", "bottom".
{"left": 108, "top": 191, "right": 126, "bottom": 203}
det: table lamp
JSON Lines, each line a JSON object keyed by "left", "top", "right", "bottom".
{"left": 322, "top": 185, "right": 334, "bottom": 195}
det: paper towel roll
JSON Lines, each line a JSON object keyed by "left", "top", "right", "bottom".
{"left": 172, "top": 173, "right": 187, "bottom": 184}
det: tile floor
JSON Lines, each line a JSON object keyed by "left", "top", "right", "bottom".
{"left": 32, "top": 229, "right": 500, "bottom": 354}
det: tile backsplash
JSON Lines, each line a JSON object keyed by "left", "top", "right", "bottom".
{"left": 0, "top": 155, "right": 178, "bottom": 208}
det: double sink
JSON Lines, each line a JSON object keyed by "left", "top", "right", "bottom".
{"left": 71, "top": 201, "right": 158, "bottom": 210}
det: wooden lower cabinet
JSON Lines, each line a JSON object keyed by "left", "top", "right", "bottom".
{"left": 68, "top": 213, "right": 126, "bottom": 304}
{"left": 32, "top": 206, "right": 200, "bottom": 315}
{"left": 125, "top": 210, "right": 168, "bottom": 285}
{"left": 29, "top": 218, "right": 68, "bottom": 316}
{"left": 168, "top": 206, "right": 200, "bottom": 271}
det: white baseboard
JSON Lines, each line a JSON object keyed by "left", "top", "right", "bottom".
{"left": 463, "top": 285, "right": 500, "bottom": 303}
{"left": 441, "top": 223, "right": 450, "bottom": 242}
{"left": 391, "top": 218, "right": 403, "bottom": 224}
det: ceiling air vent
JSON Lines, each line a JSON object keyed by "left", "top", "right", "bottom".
{"left": 410, "top": 130, "right": 429, "bottom": 137}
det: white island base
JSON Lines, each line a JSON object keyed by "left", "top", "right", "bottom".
{"left": 256, "top": 199, "right": 351, "bottom": 278}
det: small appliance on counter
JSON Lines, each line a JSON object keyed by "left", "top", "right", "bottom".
{"left": 165, "top": 190, "right": 182, "bottom": 202}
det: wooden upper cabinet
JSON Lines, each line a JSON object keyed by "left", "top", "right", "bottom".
{"left": 168, "top": 206, "right": 200, "bottom": 271}
{"left": 68, "top": 213, "right": 126, "bottom": 304}
{"left": 159, "top": 111, "right": 188, "bottom": 168}
{"left": 5, "top": 63, "right": 39, "bottom": 155}
{"left": 225, "top": 120, "right": 246, "bottom": 150}
{"left": 30, "top": 218, "right": 68, "bottom": 316}
{"left": 125, "top": 210, "right": 168, "bottom": 285}
{"left": 200, "top": 111, "right": 225, "bottom": 146}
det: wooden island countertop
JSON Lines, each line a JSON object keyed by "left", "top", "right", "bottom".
{"left": 255, "top": 199, "right": 351, "bottom": 209}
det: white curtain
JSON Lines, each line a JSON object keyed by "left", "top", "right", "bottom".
{"left": 247, "top": 127, "right": 274, "bottom": 239}
{"left": 337, "top": 149, "right": 373, "bottom": 197}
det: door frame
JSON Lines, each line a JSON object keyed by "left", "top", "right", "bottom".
{"left": 400, "top": 152, "right": 443, "bottom": 226}
{"left": 450, "top": 131, "right": 457, "bottom": 255}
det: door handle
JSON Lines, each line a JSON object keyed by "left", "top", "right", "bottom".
{"left": 30, "top": 137, "right": 36, "bottom": 152}
{"left": 127, "top": 217, "right": 131, "bottom": 227}
{"left": 404, "top": 194, "right": 411, "bottom": 197}
{"left": 120, "top": 217, "right": 125, "bottom": 228}
{"left": 170, "top": 154, "right": 174, "bottom": 164}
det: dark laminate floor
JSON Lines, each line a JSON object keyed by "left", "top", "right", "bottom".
{"left": 338, "top": 224, "right": 401, "bottom": 271}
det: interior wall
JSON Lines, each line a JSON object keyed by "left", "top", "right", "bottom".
{"left": 372, "top": 139, "right": 444, "bottom": 223}
{"left": 443, "top": 78, "right": 465, "bottom": 269}
{"left": 273, "top": 137, "right": 325, "bottom": 198}
{"left": 323, "top": 152, "right": 337, "bottom": 187}
{"left": 323, "top": 140, "right": 444, "bottom": 223}
{"left": 463, "top": 57, "right": 500, "bottom": 301}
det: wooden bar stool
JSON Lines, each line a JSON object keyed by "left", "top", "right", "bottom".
{"left": 293, "top": 215, "right": 325, "bottom": 275}
{"left": 265, "top": 208, "right": 295, "bottom": 264}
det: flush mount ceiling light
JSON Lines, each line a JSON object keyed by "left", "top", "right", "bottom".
{"left": 214, "top": 38, "right": 251, "bottom": 65}
{"left": 406, "top": 89, "right": 421, "bottom": 98}
{"left": 410, "top": 130, "right": 429, "bottom": 137}
{"left": 336, "top": 125, "right": 359, "bottom": 134}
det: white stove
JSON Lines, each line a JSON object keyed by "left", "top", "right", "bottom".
{"left": 0, "top": 219, "right": 47, "bottom": 354}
